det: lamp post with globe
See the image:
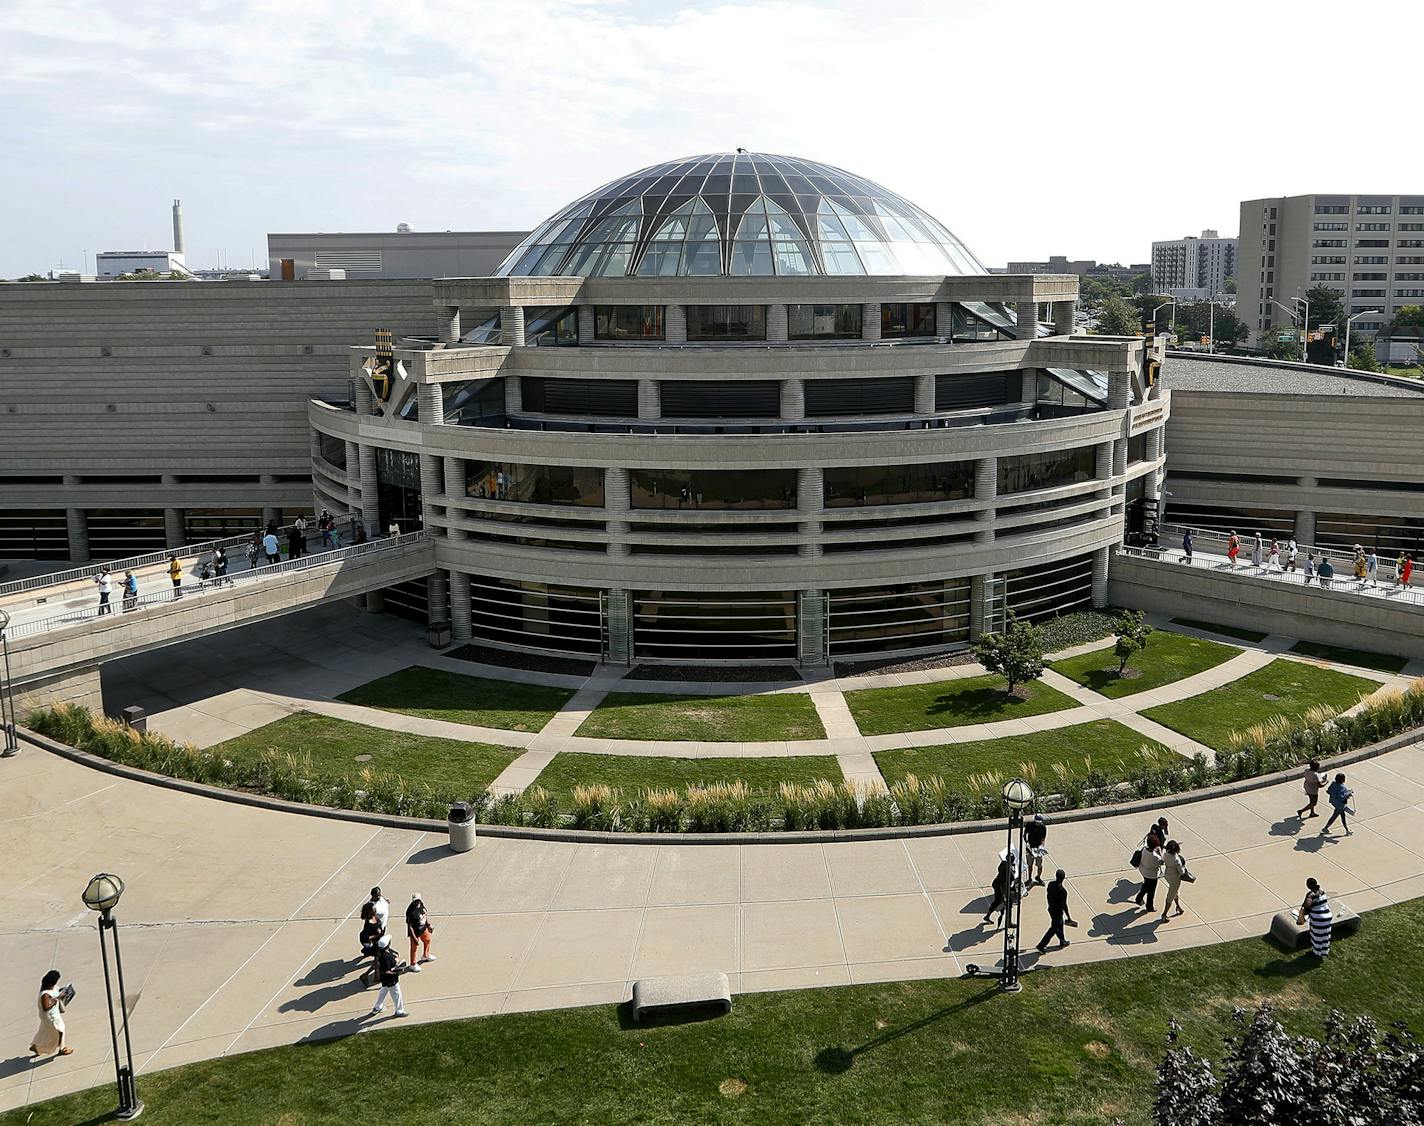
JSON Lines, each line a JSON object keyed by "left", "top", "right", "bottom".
{"left": 1000, "top": 778, "right": 1035, "bottom": 993}
{"left": 0, "top": 608, "right": 18, "bottom": 757}
{"left": 82, "top": 873, "right": 143, "bottom": 1120}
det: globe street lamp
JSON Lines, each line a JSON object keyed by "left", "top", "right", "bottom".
{"left": 82, "top": 873, "right": 143, "bottom": 1120}
{"left": 1000, "top": 778, "right": 1035, "bottom": 993}
{"left": 0, "top": 608, "right": 18, "bottom": 757}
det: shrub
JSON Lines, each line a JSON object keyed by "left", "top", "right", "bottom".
{"left": 1036, "top": 608, "right": 1121, "bottom": 652}
{"left": 972, "top": 611, "right": 1046, "bottom": 695}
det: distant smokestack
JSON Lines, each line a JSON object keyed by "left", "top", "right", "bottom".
{"left": 172, "top": 199, "right": 185, "bottom": 255}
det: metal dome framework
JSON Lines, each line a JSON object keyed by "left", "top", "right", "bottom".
{"left": 498, "top": 152, "right": 986, "bottom": 279}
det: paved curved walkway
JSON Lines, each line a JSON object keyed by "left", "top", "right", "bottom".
{"left": 4, "top": 735, "right": 1424, "bottom": 1113}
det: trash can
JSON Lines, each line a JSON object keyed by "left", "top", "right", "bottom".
{"left": 427, "top": 619, "right": 452, "bottom": 650}
{"left": 448, "top": 801, "right": 476, "bottom": 853}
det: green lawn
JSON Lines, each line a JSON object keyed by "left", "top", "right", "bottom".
{"left": 574, "top": 692, "right": 826, "bottom": 741}
{"left": 1170, "top": 618, "right": 1269, "bottom": 643}
{"left": 875, "top": 720, "right": 1163, "bottom": 788}
{"left": 337, "top": 665, "right": 574, "bottom": 733}
{"left": 1288, "top": 640, "right": 1408, "bottom": 674}
{"left": 529, "top": 752, "right": 843, "bottom": 802}
{"left": 9, "top": 895, "right": 1423, "bottom": 1126}
{"left": 212, "top": 712, "right": 518, "bottom": 793}
{"left": 1051, "top": 630, "right": 1240, "bottom": 698}
{"left": 844, "top": 674, "right": 1078, "bottom": 736}
{"left": 1141, "top": 659, "right": 1378, "bottom": 751}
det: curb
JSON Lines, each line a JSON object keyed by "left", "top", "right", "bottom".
{"left": 19, "top": 724, "right": 1421, "bottom": 846}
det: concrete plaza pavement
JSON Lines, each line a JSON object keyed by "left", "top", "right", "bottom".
{"left": 5, "top": 735, "right": 1424, "bottom": 1113}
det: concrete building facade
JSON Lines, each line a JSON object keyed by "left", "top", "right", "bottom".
{"left": 1237, "top": 194, "right": 1424, "bottom": 347}
{"left": 267, "top": 230, "right": 529, "bottom": 281}
{"left": 1150, "top": 230, "right": 1237, "bottom": 300}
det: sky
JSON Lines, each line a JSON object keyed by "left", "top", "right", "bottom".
{"left": 4, "top": 0, "right": 1422, "bottom": 278}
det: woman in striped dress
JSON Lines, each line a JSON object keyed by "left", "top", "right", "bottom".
{"left": 1297, "top": 877, "right": 1333, "bottom": 958}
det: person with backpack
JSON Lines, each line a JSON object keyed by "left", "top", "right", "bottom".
{"left": 357, "top": 901, "right": 385, "bottom": 988}
{"left": 406, "top": 893, "right": 436, "bottom": 970}
{"left": 1322, "top": 773, "right": 1354, "bottom": 836}
{"left": 369, "top": 935, "right": 407, "bottom": 1018}
{"left": 1159, "top": 840, "right": 1191, "bottom": 921}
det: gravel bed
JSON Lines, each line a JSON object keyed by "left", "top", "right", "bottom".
{"left": 447, "top": 644, "right": 597, "bottom": 677}
{"left": 833, "top": 650, "right": 977, "bottom": 677}
{"left": 625, "top": 663, "right": 802, "bottom": 683}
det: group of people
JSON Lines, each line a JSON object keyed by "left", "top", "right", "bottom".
{"left": 357, "top": 886, "right": 437, "bottom": 1019}
{"left": 92, "top": 566, "right": 142, "bottom": 613}
{"left": 1209, "top": 529, "right": 1415, "bottom": 592}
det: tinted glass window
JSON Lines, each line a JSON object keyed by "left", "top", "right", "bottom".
{"left": 686, "top": 305, "right": 767, "bottom": 341}
{"left": 521, "top": 377, "right": 638, "bottom": 417}
{"left": 595, "top": 305, "right": 665, "bottom": 340}
{"left": 997, "top": 445, "right": 1096, "bottom": 494}
{"left": 805, "top": 377, "right": 914, "bottom": 416}
{"left": 466, "top": 461, "right": 604, "bottom": 506}
{"left": 787, "top": 303, "right": 862, "bottom": 339}
{"left": 881, "top": 303, "right": 937, "bottom": 337}
{"left": 629, "top": 468, "right": 797, "bottom": 509}
{"left": 659, "top": 380, "right": 780, "bottom": 418}
{"left": 825, "top": 461, "right": 974, "bottom": 507}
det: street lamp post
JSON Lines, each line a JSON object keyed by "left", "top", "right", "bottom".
{"left": 1293, "top": 294, "right": 1311, "bottom": 362}
{"left": 1207, "top": 299, "right": 1230, "bottom": 355}
{"left": 82, "top": 874, "right": 143, "bottom": 1120}
{"left": 1344, "top": 309, "right": 1382, "bottom": 367}
{"left": 1000, "top": 778, "right": 1035, "bottom": 993}
{"left": 1271, "top": 298, "right": 1308, "bottom": 361}
{"left": 0, "top": 609, "right": 17, "bottom": 757}
{"left": 1151, "top": 298, "right": 1176, "bottom": 337}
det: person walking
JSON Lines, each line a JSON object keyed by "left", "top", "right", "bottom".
{"left": 1366, "top": 548, "right": 1379, "bottom": 587}
{"left": 1352, "top": 546, "right": 1366, "bottom": 584}
{"left": 167, "top": 555, "right": 183, "bottom": 599}
{"left": 1159, "top": 840, "right": 1189, "bottom": 921}
{"left": 358, "top": 901, "right": 385, "bottom": 987}
{"left": 1251, "top": 533, "right": 1264, "bottom": 569}
{"left": 1404, "top": 555, "right": 1415, "bottom": 589}
{"left": 246, "top": 532, "right": 260, "bottom": 570}
{"left": 293, "top": 514, "right": 308, "bottom": 556}
{"left": 1287, "top": 538, "right": 1298, "bottom": 572}
{"left": 982, "top": 851, "right": 1015, "bottom": 926}
{"left": 1181, "top": 529, "right": 1193, "bottom": 564}
{"left": 286, "top": 523, "right": 303, "bottom": 561}
{"left": 369, "top": 935, "right": 408, "bottom": 1018}
{"left": 406, "top": 893, "right": 436, "bottom": 969}
{"left": 1227, "top": 530, "right": 1240, "bottom": 569}
{"left": 319, "top": 509, "right": 334, "bottom": 550}
{"left": 1268, "top": 539, "right": 1280, "bottom": 571}
{"left": 1396, "top": 553, "right": 1409, "bottom": 589}
{"left": 261, "top": 528, "right": 280, "bottom": 565}
{"left": 213, "top": 546, "right": 229, "bottom": 586}
{"left": 1034, "top": 869, "right": 1076, "bottom": 953}
{"left": 1133, "top": 832, "right": 1165, "bottom": 912}
{"left": 94, "top": 567, "right": 113, "bottom": 615}
{"left": 1322, "top": 773, "right": 1354, "bottom": 836}
{"left": 1297, "top": 759, "right": 1328, "bottom": 819}
{"left": 1024, "top": 814, "right": 1049, "bottom": 886}
{"left": 1297, "top": 877, "right": 1334, "bottom": 959}
{"left": 1318, "top": 556, "right": 1334, "bottom": 589}
{"left": 366, "top": 886, "right": 390, "bottom": 932}
{"left": 122, "top": 570, "right": 138, "bottom": 612}
{"left": 1303, "top": 553, "right": 1315, "bottom": 583}
{"left": 30, "top": 970, "right": 74, "bottom": 1058}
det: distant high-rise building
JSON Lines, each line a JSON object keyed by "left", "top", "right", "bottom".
{"left": 1150, "top": 230, "right": 1236, "bottom": 300}
{"left": 1237, "top": 194, "right": 1424, "bottom": 347}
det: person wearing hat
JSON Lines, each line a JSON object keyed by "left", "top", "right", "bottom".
{"left": 406, "top": 893, "right": 436, "bottom": 970}
{"left": 369, "top": 935, "right": 407, "bottom": 1018}
{"left": 1024, "top": 814, "right": 1049, "bottom": 887}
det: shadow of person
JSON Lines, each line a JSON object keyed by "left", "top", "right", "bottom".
{"left": 1268, "top": 816, "right": 1304, "bottom": 838}
{"left": 296, "top": 1016, "right": 367, "bottom": 1045}
{"left": 0, "top": 1055, "right": 41, "bottom": 1081}
{"left": 1105, "top": 878, "right": 1139, "bottom": 905}
{"left": 812, "top": 986, "right": 999, "bottom": 1074}
{"left": 1088, "top": 905, "right": 1164, "bottom": 944}
{"left": 1293, "top": 833, "right": 1333, "bottom": 853}
{"left": 1254, "top": 952, "right": 1323, "bottom": 980}
{"left": 296, "top": 957, "right": 357, "bottom": 988}
{"left": 279, "top": 977, "right": 367, "bottom": 1015}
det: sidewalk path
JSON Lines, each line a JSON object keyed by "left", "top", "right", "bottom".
{"left": 4, "top": 736, "right": 1423, "bottom": 1113}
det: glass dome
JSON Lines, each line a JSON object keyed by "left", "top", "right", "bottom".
{"left": 497, "top": 152, "right": 986, "bottom": 279}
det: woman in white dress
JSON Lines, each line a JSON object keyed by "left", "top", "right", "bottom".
{"left": 30, "top": 970, "right": 73, "bottom": 1058}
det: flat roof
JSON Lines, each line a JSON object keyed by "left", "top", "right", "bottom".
{"left": 1164, "top": 354, "right": 1424, "bottom": 398}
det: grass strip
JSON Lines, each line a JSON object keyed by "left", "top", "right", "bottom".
{"left": 844, "top": 674, "right": 1077, "bottom": 736}
{"left": 574, "top": 691, "right": 826, "bottom": 741}
{"left": 528, "top": 752, "right": 843, "bottom": 803}
{"left": 1287, "top": 640, "right": 1407, "bottom": 674}
{"left": 1051, "top": 630, "right": 1240, "bottom": 698}
{"left": 338, "top": 665, "right": 574, "bottom": 733}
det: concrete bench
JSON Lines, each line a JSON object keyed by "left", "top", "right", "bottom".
{"left": 1269, "top": 901, "right": 1362, "bottom": 951}
{"left": 631, "top": 973, "right": 732, "bottom": 1022}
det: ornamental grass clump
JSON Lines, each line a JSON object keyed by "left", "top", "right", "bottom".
{"left": 569, "top": 783, "right": 620, "bottom": 831}
{"left": 523, "top": 786, "right": 561, "bottom": 829}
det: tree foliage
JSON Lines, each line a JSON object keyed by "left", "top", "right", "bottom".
{"left": 1392, "top": 304, "right": 1424, "bottom": 329}
{"left": 1304, "top": 285, "right": 1345, "bottom": 330}
{"left": 1154, "top": 1005, "right": 1424, "bottom": 1126}
{"left": 1348, "top": 340, "right": 1383, "bottom": 372}
{"left": 1114, "top": 609, "right": 1154, "bottom": 674}
{"left": 1175, "top": 301, "right": 1248, "bottom": 349}
{"left": 1094, "top": 295, "right": 1142, "bottom": 336}
{"left": 972, "top": 611, "right": 1045, "bottom": 695}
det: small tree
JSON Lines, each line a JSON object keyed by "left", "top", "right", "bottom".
{"left": 1094, "top": 295, "right": 1142, "bottom": 336}
{"left": 1348, "top": 340, "right": 1382, "bottom": 372}
{"left": 1391, "top": 304, "right": 1424, "bottom": 329}
{"left": 1153, "top": 1021, "right": 1220, "bottom": 1126}
{"left": 973, "top": 611, "right": 1045, "bottom": 696}
{"left": 1114, "top": 609, "right": 1153, "bottom": 674}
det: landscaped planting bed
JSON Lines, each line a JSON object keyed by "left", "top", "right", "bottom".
{"left": 1050, "top": 630, "right": 1240, "bottom": 698}
{"left": 338, "top": 665, "right": 574, "bottom": 732}
{"left": 574, "top": 691, "right": 826, "bottom": 741}
{"left": 843, "top": 674, "right": 1077, "bottom": 736}
{"left": 528, "top": 752, "right": 843, "bottom": 805}
{"left": 1287, "top": 640, "right": 1408, "bottom": 674}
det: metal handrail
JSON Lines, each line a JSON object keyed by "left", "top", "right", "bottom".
{"left": 1158, "top": 521, "right": 1413, "bottom": 582}
{"left": 0, "top": 515, "right": 362, "bottom": 600}
{"left": 6, "top": 531, "right": 426, "bottom": 640}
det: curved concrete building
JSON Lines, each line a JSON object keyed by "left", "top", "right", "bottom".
{"left": 310, "top": 153, "right": 1165, "bottom": 665}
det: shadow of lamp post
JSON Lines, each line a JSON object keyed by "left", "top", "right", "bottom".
{"left": 82, "top": 873, "right": 144, "bottom": 1120}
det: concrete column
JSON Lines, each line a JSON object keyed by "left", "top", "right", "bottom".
{"left": 503, "top": 373, "right": 521, "bottom": 414}
{"left": 766, "top": 304, "right": 788, "bottom": 342}
{"left": 914, "top": 373, "right": 936, "bottom": 415}
{"left": 1091, "top": 546, "right": 1110, "bottom": 607}
{"left": 1295, "top": 509, "right": 1317, "bottom": 545}
{"left": 1052, "top": 299, "right": 1075, "bottom": 336}
{"left": 500, "top": 306, "right": 525, "bottom": 347}
{"left": 65, "top": 505, "right": 89, "bottom": 563}
{"left": 665, "top": 304, "right": 687, "bottom": 344}
{"left": 577, "top": 306, "right": 595, "bottom": 344}
{"left": 419, "top": 454, "right": 443, "bottom": 532}
{"left": 974, "top": 457, "right": 997, "bottom": 544}
{"left": 358, "top": 444, "right": 379, "bottom": 534}
{"left": 935, "top": 301, "right": 954, "bottom": 338}
{"left": 365, "top": 588, "right": 385, "bottom": 615}
{"left": 861, "top": 302, "right": 881, "bottom": 341}
{"left": 781, "top": 378, "right": 805, "bottom": 421}
{"left": 427, "top": 570, "right": 449, "bottom": 627}
{"left": 1015, "top": 300, "right": 1038, "bottom": 340}
{"left": 637, "top": 379, "right": 659, "bottom": 420}
{"left": 355, "top": 379, "right": 375, "bottom": 416}
{"left": 436, "top": 306, "right": 461, "bottom": 344}
{"left": 1112, "top": 440, "right": 1128, "bottom": 513}
{"left": 797, "top": 589, "right": 828, "bottom": 667}
{"left": 418, "top": 383, "right": 443, "bottom": 425}
{"left": 1095, "top": 442, "right": 1115, "bottom": 519}
{"left": 443, "top": 456, "right": 466, "bottom": 541}
{"left": 605, "top": 588, "right": 633, "bottom": 665}
{"left": 1144, "top": 429, "right": 1164, "bottom": 502}
{"left": 163, "top": 506, "right": 185, "bottom": 548}
{"left": 449, "top": 571, "right": 472, "bottom": 641}
{"left": 797, "top": 467, "right": 823, "bottom": 558}
{"left": 969, "top": 574, "right": 989, "bottom": 639}
{"left": 344, "top": 440, "right": 360, "bottom": 507}
{"left": 605, "top": 467, "right": 631, "bottom": 558}
{"left": 1107, "top": 369, "right": 1131, "bottom": 410}
{"left": 1020, "top": 369, "right": 1038, "bottom": 405}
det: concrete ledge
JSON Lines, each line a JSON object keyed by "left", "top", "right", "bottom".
{"left": 19, "top": 724, "right": 1422, "bottom": 846}
{"left": 631, "top": 973, "right": 732, "bottom": 1021}
{"left": 1269, "top": 901, "right": 1362, "bottom": 951}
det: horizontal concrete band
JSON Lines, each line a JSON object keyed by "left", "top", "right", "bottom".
{"left": 21, "top": 724, "right": 1419, "bottom": 847}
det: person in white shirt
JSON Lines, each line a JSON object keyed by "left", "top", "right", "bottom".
{"left": 262, "top": 530, "right": 280, "bottom": 563}
{"left": 94, "top": 568, "right": 113, "bottom": 615}
{"left": 366, "top": 886, "right": 390, "bottom": 931}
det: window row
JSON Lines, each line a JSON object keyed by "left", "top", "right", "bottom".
{"left": 590, "top": 302, "right": 942, "bottom": 342}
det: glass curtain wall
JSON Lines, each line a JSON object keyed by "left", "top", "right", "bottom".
{"left": 824, "top": 462, "right": 974, "bottom": 506}
{"left": 466, "top": 461, "right": 604, "bottom": 506}
{"left": 997, "top": 446, "right": 1096, "bottom": 494}
{"left": 686, "top": 305, "right": 767, "bottom": 341}
{"left": 594, "top": 305, "right": 665, "bottom": 340}
{"left": 881, "top": 303, "right": 936, "bottom": 337}
{"left": 1005, "top": 553, "right": 1094, "bottom": 622}
{"left": 633, "top": 589, "right": 797, "bottom": 661}
{"left": 629, "top": 468, "right": 797, "bottom": 509}
{"left": 828, "top": 579, "right": 972, "bottom": 655}
{"left": 787, "top": 303, "right": 862, "bottom": 339}
{"left": 469, "top": 577, "right": 604, "bottom": 655}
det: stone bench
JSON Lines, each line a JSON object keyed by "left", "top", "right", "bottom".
{"left": 631, "top": 973, "right": 732, "bottom": 1022}
{"left": 1269, "top": 901, "right": 1362, "bottom": 951}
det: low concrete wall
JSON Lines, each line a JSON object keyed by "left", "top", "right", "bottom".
{"left": 1109, "top": 552, "right": 1424, "bottom": 659}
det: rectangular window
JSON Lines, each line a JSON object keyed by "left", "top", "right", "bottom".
{"left": 629, "top": 468, "right": 797, "bottom": 510}
{"left": 1356, "top": 222, "right": 1392, "bottom": 232}
{"left": 805, "top": 377, "right": 915, "bottom": 416}
{"left": 594, "top": 305, "right": 664, "bottom": 340}
{"left": 824, "top": 461, "right": 974, "bottom": 507}
{"left": 1312, "top": 239, "right": 1347, "bottom": 247}
{"left": 934, "top": 372, "right": 1016, "bottom": 411}
{"left": 1353, "top": 273, "right": 1387, "bottom": 281}
{"left": 1313, "top": 222, "right": 1348, "bottom": 231}
{"left": 997, "top": 445, "right": 1096, "bottom": 494}
{"left": 1357, "top": 205, "right": 1392, "bottom": 214}
{"left": 787, "top": 303, "right": 863, "bottom": 339}
{"left": 1353, "top": 290, "right": 1386, "bottom": 298}
{"left": 465, "top": 461, "right": 604, "bottom": 506}
{"left": 1310, "top": 273, "right": 1345, "bottom": 282}
{"left": 1396, "top": 273, "right": 1424, "bottom": 282}
{"left": 1355, "top": 256, "right": 1388, "bottom": 264}
{"left": 1402, "top": 241, "right": 1424, "bottom": 248}
{"left": 1397, "top": 289, "right": 1424, "bottom": 298}
{"left": 880, "top": 303, "right": 937, "bottom": 337}
{"left": 1311, "top": 256, "right": 1346, "bottom": 264}
{"left": 1359, "top": 240, "right": 1391, "bottom": 248}
{"left": 1315, "top": 204, "right": 1348, "bottom": 214}
{"left": 1399, "top": 257, "right": 1424, "bottom": 265}
{"left": 1401, "top": 224, "right": 1424, "bottom": 232}
{"left": 686, "top": 305, "right": 766, "bottom": 341}
{"left": 318, "top": 432, "right": 347, "bottom": 470}
{"left": 520, "top": 376, "right": 637, "bottom": 417}
{"left": 659, "top": 380, "right": 780, "bottom": 418}
{"left": 1402, "top": 206, "right": 1424, "bottom": 215}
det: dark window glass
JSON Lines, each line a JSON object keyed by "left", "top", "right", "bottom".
{"left": 466, "top": 460, "right": 604, "bottom": 506}
{"left": 375, "top": 448, "right": 421, "bottom": 489}
{"left": 318, "top": 432, "right": 347, "bottom": 470}
{"left": 526, "top": 306, "right": 578, "bottom": 346}
{"left": 787, "top": 303, "right": 862, "bottom": 339}
{"left": 468, "top": 577, "right": 603, "bottom": 655}
{"left": 594, "top": 305, "right": 665, "bottom": 340}
{"left": 632, "top": 589, "right": 797, "bottom": 659}
{"left": 521, "top": 377, "right": 638, "bottom": 417}
{"left": 443, "top": 378, "right": 506, "bottom": 424}
{"left": 1005, "top": 553, "right": 1094, "bottom": 622}
{"left": 85, "top": 510, "right": 168, "bottom": 555}
{"left": 0, "top": 509, "right": 73, "bottom": 559}
{"left": 1128, "top": 433, "right": 1148, "bottom": 464}
{"left": 659, "top": 380, "right": 780, "bottom": 418}
{"left": 686, "top": 304, "right": 766, "bottom": 341}
{"left": 182, "top": 509, "right": 266, "bottom": 541}
{"left": 805, "top": 377, "right": 914, "bottom": 416}
{"left": 934, "top": 373, "right": 1015, "bottom": 411}
{"left": 629, "top": 468, "right": 797, "bottom": 510}
{"left": 881, "top": 302, "right": 937, "bottom": 337}
{"left": 827, "top": 580, "right": 972, "bottom": 655}
{"left": 824, "top": 461, "right": 974, "bottom": 507}
{"left": 997, "top": 445, "right": 1096, "bottom": 494}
